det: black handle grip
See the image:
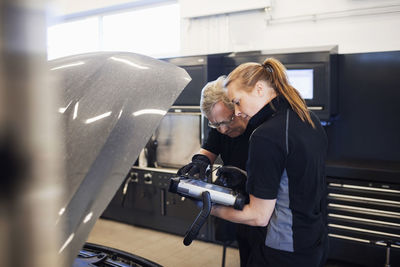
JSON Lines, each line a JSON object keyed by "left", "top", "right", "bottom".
{"left": 183, "top": 191, "right": 212, "bottom": 246}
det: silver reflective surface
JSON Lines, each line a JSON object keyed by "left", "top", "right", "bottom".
{"left": 49, "top": 52, "right": 190, "bottom": 265}
{"left": 155, "top": 113, "right": 202, "bottom": 168}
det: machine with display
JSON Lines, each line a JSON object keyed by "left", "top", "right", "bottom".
{"left": 222, "top": 46, "right": 338, "bottom": 122}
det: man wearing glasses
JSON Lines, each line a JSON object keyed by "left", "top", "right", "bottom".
{"left": 178, "top": 76, "right": 265, "bottom": 267}
{"left": 178, "top": 76, "right": 250, "bottom": 179}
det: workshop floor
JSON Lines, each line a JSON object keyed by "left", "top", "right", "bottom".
{"left": 87, "top": 218, "right": 240, "bottom": 267}
{"left": 88, "top": 219, "right": 363, "bottom": 267}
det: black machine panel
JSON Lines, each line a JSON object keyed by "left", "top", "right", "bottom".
{"left": 221, "top": 47, "right": 338, "bottom": 122}
{"left": 173, "top": 64, "right": 207, "bottom": 106}
{"left": 161, "top": 56, "right": 208, "bottom": 106}
{"left": 326, "top": 51, "right": 400, "bottom": 162}
{"left": 102, "top": 167, "right": 212, "bottom": 242}
{"left": 323, "top": 51, "right": 400, "bottom": 266}
{"left": 162, "top": 54, "right": 227, "bottom": 106}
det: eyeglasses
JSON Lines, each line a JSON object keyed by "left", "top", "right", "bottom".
{"left": 208, "top": 114, "right": 235, "bottom": 129}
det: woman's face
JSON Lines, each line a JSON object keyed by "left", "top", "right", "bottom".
{"left": 227, "top": 80, "right": 268, "bottom": 119}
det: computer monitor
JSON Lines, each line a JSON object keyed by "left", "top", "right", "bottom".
{"left": 287, "top": 69, "right": 314, "bottom": 100}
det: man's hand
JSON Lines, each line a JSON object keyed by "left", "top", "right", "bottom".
{"left": 177, "top": 154, "right": 211, "bottom": 181}
{"left": 214, "top": 165, "right": 247, "bottom": 192}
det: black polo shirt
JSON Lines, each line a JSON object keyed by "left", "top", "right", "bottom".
{"left": 202, "top": 126, "right": 253, "bottom": 170}
{"left": 246, "top": 96, "right": 328, "bottom": 256}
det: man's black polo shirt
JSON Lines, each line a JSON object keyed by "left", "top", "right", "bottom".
{"left": 246, "top": 96, "right": 328, "bottom": 256}
{"left": 202, "top": 126, "right": 253, "bottom": 170}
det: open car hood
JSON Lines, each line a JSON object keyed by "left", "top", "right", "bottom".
{"left": 49, "top": 52, "right": 190, "bottom": 265}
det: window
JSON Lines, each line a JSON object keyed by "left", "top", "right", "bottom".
{"left": 103, "top": 3, "right": 180, "bottom": 57}
{"left": 47, "top": 17, "right": 100, "bottom": 60}
{"left": 47, "top": 2, "right": 180, "bottom": 60}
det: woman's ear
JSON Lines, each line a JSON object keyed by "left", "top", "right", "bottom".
{"left": 256, "top": 80, "right": 276, "bottom": 100}
{"left": 255, "top": 81, "right": 266, "bottom": 97}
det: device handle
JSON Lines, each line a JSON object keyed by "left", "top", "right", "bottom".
{"left": 183, "top": 191, "right": 211, "bottom": 246}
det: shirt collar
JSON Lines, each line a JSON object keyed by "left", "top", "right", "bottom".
{"left": 248, "top": 95, "right": 289, "bottom": 128}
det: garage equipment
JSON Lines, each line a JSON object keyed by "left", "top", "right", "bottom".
{"left": 169, "top": 175, "right": 245, "bottom": 246}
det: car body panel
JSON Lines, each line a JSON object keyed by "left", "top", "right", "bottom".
{"left": 49, "top": 52, "right": 190, "bottom": 265}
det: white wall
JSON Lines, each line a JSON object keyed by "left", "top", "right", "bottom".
{"left": 53, "top": 0, "right": 400, "bottom": 55}
{"left": 181, "top": 0, "right": 400, "bottom": 54}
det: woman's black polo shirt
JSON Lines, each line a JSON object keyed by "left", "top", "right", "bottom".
{"left": 246, "top": 96, "right": 328, "bottom": 254}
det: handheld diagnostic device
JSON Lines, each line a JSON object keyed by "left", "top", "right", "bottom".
{"left": 169, "top": 175, "right": 246, "bottom": 246}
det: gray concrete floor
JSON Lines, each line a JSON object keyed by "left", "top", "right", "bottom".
{"left": 87, "top": 218, "right": 240, "bottom": 267}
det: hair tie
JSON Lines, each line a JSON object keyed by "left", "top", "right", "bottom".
{"left": 262, "top": 62, "right": 273, "bottom": 73}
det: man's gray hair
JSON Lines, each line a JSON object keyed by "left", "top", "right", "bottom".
{"left": 200, "top": 76, "right": 234, "bottom": 119}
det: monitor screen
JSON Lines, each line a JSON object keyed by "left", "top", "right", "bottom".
{"left": 287, "top": 69, "right": 314, "bottom": 100}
